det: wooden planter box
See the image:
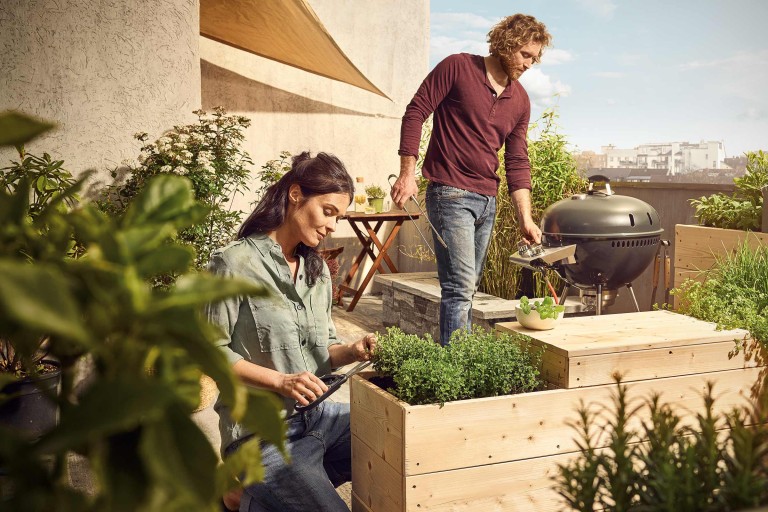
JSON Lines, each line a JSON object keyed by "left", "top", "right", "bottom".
{"left": 350, "top": 311, "right": 762, "bottom": 512}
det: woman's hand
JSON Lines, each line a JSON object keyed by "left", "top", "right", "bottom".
{"left": 351, "top": 333, "right": 377, "bottom": 362}
{"left": 277, "top": 371, "right": 328, "bottom": 406}
{"left": 328, "top": 333, "right": 377, "bottom": 367}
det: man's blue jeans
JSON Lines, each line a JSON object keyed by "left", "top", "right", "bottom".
{"left": 232, "top": 401, "right": 351, "bottom": 512}
{"left": 425, "top": 182, "right": 497, "bottom": 345}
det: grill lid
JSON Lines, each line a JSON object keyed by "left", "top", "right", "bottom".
{"left": 541, "top": 176, "right": 663, "bottom": 238}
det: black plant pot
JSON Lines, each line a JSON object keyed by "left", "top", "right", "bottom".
{"left": 0, "top": 360, "right": 62, "bottom": 440}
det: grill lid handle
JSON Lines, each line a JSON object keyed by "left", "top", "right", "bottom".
{"left": 587, "top": 174, "right": 613, "bottom": 196}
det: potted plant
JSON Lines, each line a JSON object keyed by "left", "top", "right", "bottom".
{"left": 0, "top": 141, "right": 83, "bottom": 439}
{"left": 364, "top": 184, "right": 386, "bottom": 213}
{"left": 515, "top": 295, "right": 565, "bottom": 330}
{"left": 0, "top": 111, "right": 286, "bottom": 510}
{"left": 676, "top": 150, "right": 768, "bottom": 296}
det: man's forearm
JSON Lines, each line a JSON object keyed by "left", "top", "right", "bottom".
{"left": 400, "top": 155, "right": 417, "bottom": 178}
{"left": 510, "top": 188, "right": 534, "bottom": 224}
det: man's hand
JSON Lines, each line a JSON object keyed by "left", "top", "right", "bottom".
{"left": 391, "top": 155, "right": 419, "bottom": 208}
{"left": 519, "top": 217, "right": 542, "bottom": 245}
{"left": 351, "top": 333, "right": 377, "bottom": 362}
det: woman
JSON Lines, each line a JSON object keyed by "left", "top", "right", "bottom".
{"left": 205, "top": 152, "right": 376, "bottom": 511}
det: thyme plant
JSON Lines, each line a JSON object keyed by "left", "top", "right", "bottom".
{"left": 371, "top": 326, "right": 541, "bottom": 405}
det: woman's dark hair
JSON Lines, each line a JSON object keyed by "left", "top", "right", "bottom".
{"left": 238, "top": 151, "right": 354, "bottom": 286}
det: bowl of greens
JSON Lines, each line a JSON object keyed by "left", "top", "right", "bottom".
{"left": 515, "top": 296, "right": 565, "bottom": 330}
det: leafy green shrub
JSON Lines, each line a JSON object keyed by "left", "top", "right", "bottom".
{"left": 371, "top": 326, "right": 541, "bottom": 405}
{"left": 690, "top": 150, "right": 768, "bottom": 231}
{"left": 98, "top": 107, "right": 253, "bottom": 282}
{"left": 555, "top": 378, "right": 768, "bottom": 511}
{"left": 672, "top": 242, "right": 768, "bottom": 347}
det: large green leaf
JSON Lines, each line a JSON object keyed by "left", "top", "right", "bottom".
{"left": 140, "top": 405, "right": 219, "bottom": 507}
{"left": 121, "top": 175, "right": 208, "bottom": 229}
{"left": 240, "top": 390, "right": 286, "bottom": 452}
{"left": 219, "top": 436, "right": 266, "bottom": 488}
{"left": 36, "top": 377, "right": 175, "bottom": 454}
{"left": 153, "top": 273, "right": 267, "bottom": 313}
{"left": 0, "top": 111, "right": 55, "bottom": 147}
{"left": 0, "top": 260, "right": 89, "bottom": 344}
{"left": 134, "top": 244, "right": 194, "bottom": 278}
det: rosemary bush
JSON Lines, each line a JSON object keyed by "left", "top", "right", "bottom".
{"left": 690, "top": 150, "right": 767, "bottom": 231}
{"left": 555, "top": 379, "right": 768, "bottom": 511}
{"left": 371, "top": 326, "right": 541, "bottom": 405}
{"left": 672, "top": 242, "right": 768, "bottom": 347}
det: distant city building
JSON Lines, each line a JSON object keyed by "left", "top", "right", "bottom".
{"left": 599, "top": 141, "right": 726, "bottom": 175}
{"left": 574, "top": 150, "right": 606, "bottom": 171}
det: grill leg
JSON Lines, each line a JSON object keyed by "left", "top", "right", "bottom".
{"left": 626, "top": 283, "right": 641, "bottom": 312}
{"left": 558, "top": 283, "right": 569, "bottom": 306}
{"left": 596, "top": 283, "right": 603, "bottom": 315}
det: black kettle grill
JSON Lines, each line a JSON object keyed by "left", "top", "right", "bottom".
{"left": 512, "top": 176, "right": 664, "bottom": 314}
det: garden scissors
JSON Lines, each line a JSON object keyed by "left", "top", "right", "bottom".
{"left": 387, "top": 174, "right": 448, "bottom": 256}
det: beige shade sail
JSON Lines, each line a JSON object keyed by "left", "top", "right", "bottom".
{"left": 200, "top": 0, "right": 390, "bottom": 99}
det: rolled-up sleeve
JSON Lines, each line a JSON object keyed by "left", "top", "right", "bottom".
{"left": 504, "top": 103, "right": 532, "bottom": 193}
{"left": 204, "top": 252, "right": 245, "bottom": 366}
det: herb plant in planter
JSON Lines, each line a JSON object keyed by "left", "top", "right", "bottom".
{"left": 555, "top": 378, "right": 768, "bottom": 511}
{"left": 0, "top": 142, "right": 83, "bottom": 439}
{"left": 369, "top": 326, "right": 541, "bottom": 406}
{"left": 364, "top": 184, "right": 386, "bottom": 213}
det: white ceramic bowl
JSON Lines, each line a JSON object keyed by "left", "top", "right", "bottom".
{"left": 515, "top": 305, "right": 561, "bottom": 330}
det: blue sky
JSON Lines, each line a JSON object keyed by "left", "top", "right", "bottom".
{"left": 429, "top": 0, "right": 768, "bottom": 157}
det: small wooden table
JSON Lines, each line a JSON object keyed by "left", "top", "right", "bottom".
{"left": 337, "top": 210, "right": 419, "bottom": 312}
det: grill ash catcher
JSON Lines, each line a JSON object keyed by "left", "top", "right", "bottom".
{"left": 510, "top": 176, "right": 667, "bottom": 315}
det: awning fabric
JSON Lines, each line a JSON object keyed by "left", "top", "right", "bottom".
{"left": 200, "top": 0, "right": 390, "bottom": 99}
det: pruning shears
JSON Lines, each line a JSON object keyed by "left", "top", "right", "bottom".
{"left": 387, "top": 174, "right": 448, "bottom": 256}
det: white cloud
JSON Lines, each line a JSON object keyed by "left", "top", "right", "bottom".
{"left": 519, "top": 69, "right": 572, "bottom": 107}
{"left": 743, "top": 107, "right": 765, "bottom": 121}
{"left": 431, "top": 12, "right": 498, "bottom": 32}
{"left": 541, "top": 48, "right": 575, "bottom": 65}
{"left": 573, "top": 0, "right": 617, "bottom": 19}
{"left": 593, "top": 71, "right": 625, "bottom": 78}
{"left": 430, "top": 35, "right": 487, "bottom": 65}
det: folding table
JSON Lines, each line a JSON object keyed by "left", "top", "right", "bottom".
{"left": 337, "top": 211, "right": 419, "bottom": 312}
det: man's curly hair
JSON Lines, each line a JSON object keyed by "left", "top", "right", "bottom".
{"left": 487, "top": 14, "right": 552, "bottom": 63}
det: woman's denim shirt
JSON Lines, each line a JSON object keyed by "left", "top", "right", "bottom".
{"left": 204, "top": 233, "right": 339, "bottom": 452}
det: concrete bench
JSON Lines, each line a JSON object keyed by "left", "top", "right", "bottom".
{"left": 375, "top": 272, "right": 586, "bottom": 343}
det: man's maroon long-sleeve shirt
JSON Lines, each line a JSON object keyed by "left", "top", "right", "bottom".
{"left": 399, "top": 53, "right": 532, "bottom": 196}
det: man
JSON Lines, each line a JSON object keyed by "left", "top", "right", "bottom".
{"left": 391, "top": 14, "right": 552, "bottom": 344}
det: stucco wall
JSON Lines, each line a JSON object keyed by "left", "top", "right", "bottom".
{"left": 0, "top": 0, "right": 201, "bottom": 180}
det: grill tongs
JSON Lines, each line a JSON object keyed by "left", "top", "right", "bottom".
{"left": 294, "top": 360, "right": 372, "bottom": 413}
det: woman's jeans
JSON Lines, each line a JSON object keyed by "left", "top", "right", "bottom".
{"left": 425, "top": 182, "right": 497, "bottom": 345}
{"left": 229, "top": 401, "right": 352, "bottom": 512}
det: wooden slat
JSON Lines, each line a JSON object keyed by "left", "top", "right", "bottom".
{"left": 397, "top": 367, "right": 760, "bottom": 475}
{"left": 352, "top": 432, "right": 404, "bottom": 512}
{"left": 496, "top": 310, "right": 749, "bottom": 357}
{"left": 405, "top": 430, "right": 736, "bottom": 512}
{"left": 350, "top": 373, "right": 405, "bottom": 473}
{"left": 565, "top": 340, "right": 746, "bottom": 387}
